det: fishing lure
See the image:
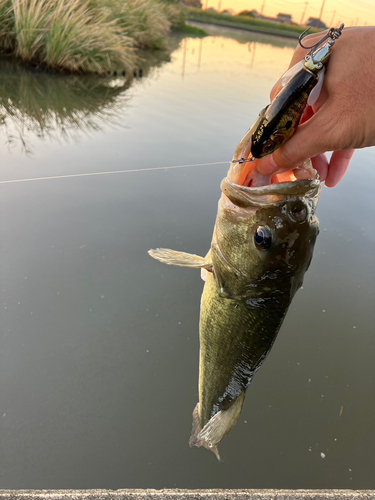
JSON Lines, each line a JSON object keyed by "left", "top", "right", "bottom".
{"left": 248, "top": 24, "right": 344, "bottom": 160}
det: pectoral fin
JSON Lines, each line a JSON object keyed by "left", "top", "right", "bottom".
{"left": 148, "top": 248, "right": 212, "bottom": 271}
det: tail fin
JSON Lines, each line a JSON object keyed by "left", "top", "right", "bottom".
{"left": 189, "top": 403, "right": 221, "bottom": 461}
{"left": 189, "top": 392, "right": 246, "bottom": 461}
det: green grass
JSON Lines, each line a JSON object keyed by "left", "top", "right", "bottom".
{"left": 0, "top": 0, "right": 17, "bottom": 51}
{"left": 176, "top": 23, "right": 208, "bottom": 36}
{"left": 0, "top": 0, "right": 186, "bottom": 74}
{"left": 187, "top": 8, "right": 320, "bottom": 38}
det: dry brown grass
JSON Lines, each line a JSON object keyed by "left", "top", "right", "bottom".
{"left": 0, "top": 0, "right": 184, "bottom": 73}
{"left": 0, "top": 0, "right": 16, "bottom": 51}
{"left": 44, "top": 0, "right": 136, "bottom": 73}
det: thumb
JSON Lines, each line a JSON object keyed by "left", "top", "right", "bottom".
{"left": 257, "top": 110, "right": 330, "bottom": 174}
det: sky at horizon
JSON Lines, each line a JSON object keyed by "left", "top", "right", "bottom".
{"left": 203, "top": 0, "right": 375, "bottom": 28}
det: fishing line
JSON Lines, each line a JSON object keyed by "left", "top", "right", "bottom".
{"left": 0, "top": 161, "right": 231, "bottom": 185}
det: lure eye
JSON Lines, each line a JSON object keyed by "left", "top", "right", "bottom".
{"left": 262, "top": 140, "right": 275, "bottom": 154}
{"left": 254, "top": 226, "right": 272, "bottom": 251}
{"left": 285, "top": 120, "right": 293, "bottom": 130}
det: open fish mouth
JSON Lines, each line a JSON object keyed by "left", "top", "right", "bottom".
{"left": 228, "top": 155, "right": 320, "bottom": 190}
{"left": 225, "top": 156, "right": 321, "bottom": 209}
{"left": 228, "top": 121, "right": 320, "bottom": 191}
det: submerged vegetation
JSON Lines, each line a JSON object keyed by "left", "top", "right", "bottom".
{"left": 0, "top": 0, "right": 185, "bottom": 74}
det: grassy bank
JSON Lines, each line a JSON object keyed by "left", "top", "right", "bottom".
{"left": 187, "top": 8, "right": 319, "bottom": 38}
{"left": 177, "top": 23, "right": 208, "bottom": 36}
{"left": 0, "top": 0, "right": 186, "bottom": 74}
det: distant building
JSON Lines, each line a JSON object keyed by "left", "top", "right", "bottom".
{"left": 237, "top": 9, "right": 259, "bottom": 17}
{"left": 257, "top": 12, "right": 295, "bottom": 24}
{"left": 182, "top": 0, "right": 202, "bottom": 7}
{"left": 222, "top": 8, "right": 234, "bottom": 15}
{"left": 205, "top": 7, "right": 217, "bottom": 13}
{"left": 259, "top": 15, "right": 278, "bottom": 23}
{"left": 277, "top": 13, "right": 293, "bottom": 24}
{"left": 306, "top": 17, "right": 327, "bottom": 29}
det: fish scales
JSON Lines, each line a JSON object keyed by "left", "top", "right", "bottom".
{"left": 198, "top": 273, "right": 290, "bottom": 426}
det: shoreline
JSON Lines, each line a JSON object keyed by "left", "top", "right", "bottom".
{"left": 187, "top": 19, "right": 300, "bottom": 40}
{"left": 186, "top": 9, "right": 318, "bottom": 40}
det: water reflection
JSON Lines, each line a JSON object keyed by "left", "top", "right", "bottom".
{"left": 176, "top": 25, "right": 296, "bottom": 80}
{"left": 248, "top": 41, "right": 257, "bottom": 68}
{"left": 0, "top": 28, "right": 295, "bottom": 156}
{"left": 181, "top": 36, "right": 259, "bottom": 75}
{"left": 0, "top": 67, "right": 127, "bottom": 153}
{"left": 0, "top": 41, "right": 180, "bottom": 154}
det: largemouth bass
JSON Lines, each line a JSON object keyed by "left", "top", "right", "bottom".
{"left": 149, "top": 150, "right": 320, "bottom": 459}
{"left": 146, "top": 26, "right": 346, "bottom": 458}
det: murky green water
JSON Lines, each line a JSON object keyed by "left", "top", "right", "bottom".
{"left": 1, "top": 25, "right": 375, "bottom": 489}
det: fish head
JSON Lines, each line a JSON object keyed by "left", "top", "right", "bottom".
{"left": 216, "top": 162, "right": 321, "bottom": 300}
{"left": 250, "top": 185, "right": 319, "bottom": 298}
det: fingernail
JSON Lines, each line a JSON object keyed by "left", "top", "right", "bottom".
{"left": 256, "top": 155, "right": 279, "bottom": 174}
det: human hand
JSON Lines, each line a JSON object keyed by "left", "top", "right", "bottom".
{"left": 256, "top": 27, "right": 375, "bottom": 187}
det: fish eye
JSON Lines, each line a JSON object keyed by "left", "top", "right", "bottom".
{"left": 262, "top": 140, "right": 275, "bottom": 154}
{"left": 289, "top": 201, "right": 309, "bottom": 223}
{"left": 254, "top": 226, "right": 272, "bottom": 251}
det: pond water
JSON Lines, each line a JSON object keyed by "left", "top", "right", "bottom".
{"left": 1, "top": 25, "right": 375, "bottom": 490}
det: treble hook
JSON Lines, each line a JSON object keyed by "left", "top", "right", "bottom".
{"left": 298, "top": 27, "right": 315, "bottom": 49}
{"left": 298, "top": 24, "right": 344, "bottom": 51}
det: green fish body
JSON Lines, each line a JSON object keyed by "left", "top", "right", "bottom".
{"left": 149, "top": 163, "right": 320, "bottom": 460}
